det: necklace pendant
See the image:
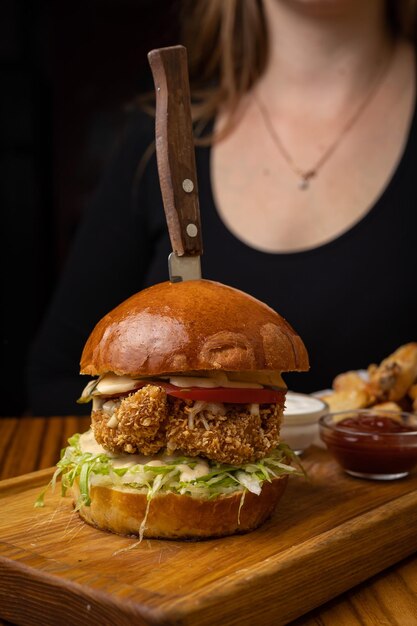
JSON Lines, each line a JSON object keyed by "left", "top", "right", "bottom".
{"left": 298, "top": 170, "right": 316, "bottom": 190}
{"left": 298, "top": 177, "right": 310, "bottom": 190}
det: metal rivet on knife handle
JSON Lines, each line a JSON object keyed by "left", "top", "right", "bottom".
{"left": 182, "top": 179, "right": 194, "bottom": 193}
{"left": 186, "top": 223, "right": 198, "bottom": 237}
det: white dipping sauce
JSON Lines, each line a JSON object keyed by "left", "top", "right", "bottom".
{"left": 284, "top": 392, "right": 326, "bottom": 417}
{"left": 281, "top": 392, "right": 328, "bottom": 454}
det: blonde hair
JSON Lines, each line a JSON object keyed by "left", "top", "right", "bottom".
{"left": 181, "top": 0, "right": 417, "bottom": 139}
{"left": 182, "top": 0, "right": 267, "bottom": 134}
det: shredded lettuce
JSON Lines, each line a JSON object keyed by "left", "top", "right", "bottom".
{"left": 35, "top": 432, "right": 303, "bottom": 511}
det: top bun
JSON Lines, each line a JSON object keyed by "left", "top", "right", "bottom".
{"left": 80, "top": 280, "right": 309, "bottom": 378}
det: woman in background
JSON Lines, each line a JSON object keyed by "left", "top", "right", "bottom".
{"left": 27, "top": 0, "right": 417, "bottom": 414}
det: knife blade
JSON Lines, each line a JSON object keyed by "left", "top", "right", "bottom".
{"left": 148, "top": 45, "right": 203, "bottom": 282}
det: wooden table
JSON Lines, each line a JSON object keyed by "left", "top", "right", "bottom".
{"left": 1, "top": 416, "right": 417, "bottom": 626}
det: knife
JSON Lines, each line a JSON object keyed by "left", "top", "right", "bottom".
{"left": 148, "top": 45, "right": 203, "bottom": 282}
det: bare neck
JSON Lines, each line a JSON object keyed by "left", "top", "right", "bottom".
{"left": 260, "top": 0, "right": 394, "bottom": 110}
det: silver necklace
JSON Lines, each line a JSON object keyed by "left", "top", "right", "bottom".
{"left": 254, "top": 47, "right": 395, "bottom": 190}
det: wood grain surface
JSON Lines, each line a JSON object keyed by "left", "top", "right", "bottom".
{"left": 1, "top": 417, "right": 417, "bottom": 625}
{"left": 148, "top": 45, "right": 203, "bottom": 257}
{"left": 0, "top": 416, "right": 90, "bottom": 480}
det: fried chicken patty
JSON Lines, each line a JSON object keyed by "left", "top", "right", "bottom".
{"left": 92, "top": 386, "right": 167, "bottom": 455}
{"left": 91, "top": 385, "right": 283, "bottom": 465}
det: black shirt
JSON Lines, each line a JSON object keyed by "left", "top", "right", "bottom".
{"left": 26, "top": 106, "right": 417, "bottom": 414}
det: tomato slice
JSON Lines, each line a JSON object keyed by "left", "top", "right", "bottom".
{"left": 103, "top": 380, "right": 285, "bottom": 404}
{"left": 165, "top": 386, "right": 286, "bottom": 404}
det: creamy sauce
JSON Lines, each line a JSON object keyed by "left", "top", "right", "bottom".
{"left": 177, "top": 460, "right": 210, "bottom": 482}
{"left": 95, "top": 374, "right": 139, "bottom": 395}
{"left": 281, "top": 391, "right": 328, "bottom": 453}
{"left": 78, "top": 430, "right": 205, "bottom": 470}
{"left": 284, "top": 392, "right": 326, "bottom": 416}
{"left": 79, "top": 430, "right": 154, "bottom": 467}
{"left": 169, "top": 373, "right": 262, "bottom": 389}
{"left": 84, "top": 372, "right": 265, "bottom": 400}
{"left": 79, "top": 430, "right": 108, "bottom": 456}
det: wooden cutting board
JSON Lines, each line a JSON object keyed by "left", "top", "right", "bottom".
{"left": 1, "top": 446, "right": 417, "bottom": 626}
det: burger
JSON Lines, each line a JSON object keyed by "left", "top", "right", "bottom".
{"left": 55, "top": 279, "right": 309, "bottom": 540}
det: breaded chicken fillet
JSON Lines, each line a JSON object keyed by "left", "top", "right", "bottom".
{"left": 91, "top": 385, "right": 281, "bottom": 465}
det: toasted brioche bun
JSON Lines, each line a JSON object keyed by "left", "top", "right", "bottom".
{"left": 80, "top": 280, "right": 309, "bottom": 378}
{"left": 71, "top": 475, "right": 289, "bottom": 539}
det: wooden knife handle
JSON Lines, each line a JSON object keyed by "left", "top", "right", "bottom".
{"left": 148, "top": 45, "right": 203, "bottom": 257}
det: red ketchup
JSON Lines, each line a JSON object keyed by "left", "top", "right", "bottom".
{"left": 321, "top": 413, "right": 417, "bottom": 478}
{"left": 338, "top": 414, "right": 412, "bottom": 433}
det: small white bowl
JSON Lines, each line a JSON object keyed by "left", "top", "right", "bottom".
{"left": 281, "top": 391, "right": 328, "bottom": 455}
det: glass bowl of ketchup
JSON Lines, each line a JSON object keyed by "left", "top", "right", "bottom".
{"left": 319, "top": 409, "right": 417, "bottom": 480}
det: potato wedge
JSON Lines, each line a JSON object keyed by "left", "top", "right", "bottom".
{"left": 319, "top": 389, "right": 370, "bottom": 412}
{"left": 408, "top": 383, "right": 417, "bottom": 402}
{"left": 332, "top": 371, "right": 367, "bottom": 393}
{"left": 368, "top": 342, "right": 417, "bottom": 402}
{"left": 371, "top": 401, "right": 403, "bottom": 414}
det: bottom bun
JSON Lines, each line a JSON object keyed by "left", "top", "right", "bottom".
{"left": 71, "top": 476, "right": 288, "bottom": 540}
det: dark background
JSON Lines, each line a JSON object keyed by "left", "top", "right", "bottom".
{"left": 1, "top": 0, "right": 181, "bottom": 415}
